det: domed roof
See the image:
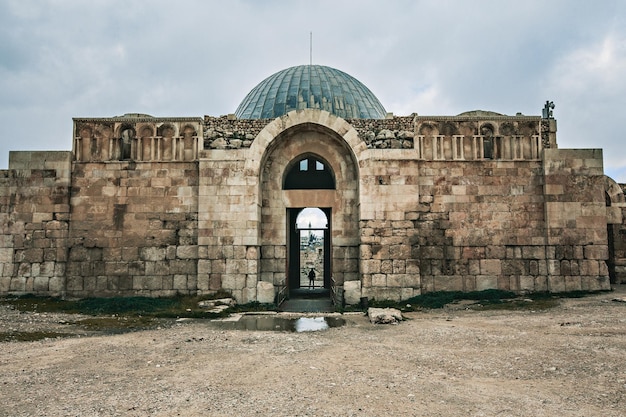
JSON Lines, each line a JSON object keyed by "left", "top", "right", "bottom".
{"left": 235, "top": 65, "right": 386, "bottom": 119}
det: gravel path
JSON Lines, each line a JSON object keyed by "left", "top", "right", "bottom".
{"left": 1, "top": 288, "right": 625, "bottom": 416}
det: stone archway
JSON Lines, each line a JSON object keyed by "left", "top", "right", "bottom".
{"left": 256, "top": 114, "right": 361, "bottom": 304}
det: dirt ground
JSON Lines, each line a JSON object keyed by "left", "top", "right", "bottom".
{"left": 1, "top": 288, "right": 625, "bottom": 417}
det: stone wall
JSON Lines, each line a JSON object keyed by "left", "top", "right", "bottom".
{"left": 543, "top": 149, "right": 610, "bottom": 291}
{"left": 197, "top": 151, "right": 260, "bottom": 303}
{"left": 359, "top": 150, "right": 421, "bottom": 301}
{"left": 0, "top": 152, "right": 71, "bottom": 296}
{"left": 66, "top": 161, "right": 198, "bottom": 297}
{"left": 0, "top": 110, "right": 622, "bottom": 303}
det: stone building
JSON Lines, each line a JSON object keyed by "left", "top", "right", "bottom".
{"left": 1, "top": 64, "right": 625, "bottom": 305}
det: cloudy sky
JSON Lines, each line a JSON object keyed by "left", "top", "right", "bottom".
{"left": 1, "top": 0, "right": 625, "bottom": 181}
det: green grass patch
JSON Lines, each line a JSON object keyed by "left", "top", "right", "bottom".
{"left": 1, "top": 292, "right": 277, "bottom": 319}
{"left": 369, "top": 289, "right": 606, "bottom": 312}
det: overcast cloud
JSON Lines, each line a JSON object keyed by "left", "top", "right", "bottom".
{"left": 1, "top": 0, "right": 625, "bottom": 181}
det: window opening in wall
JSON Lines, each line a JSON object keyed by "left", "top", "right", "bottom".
{"left": 453, "top": 135, "right": 464, "bottom": 160}
{"left": 483, "top": 137, "right": 493, "bottom": 159}
{"left": 433, "top": 135, "right": 445, "bottom": 160}
{"left": 284, "top": 155, "right": 335, "bottom": 189}
{"left": 120, "top": 128, "right": 134, "bottom": 160}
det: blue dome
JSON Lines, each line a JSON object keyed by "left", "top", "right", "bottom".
{"left": 235, "top": 65, "right": 386, "bottom": 119}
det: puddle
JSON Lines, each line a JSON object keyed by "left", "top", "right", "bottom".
{"left": 209, "top": 315, "right": 345, "bottom": 332}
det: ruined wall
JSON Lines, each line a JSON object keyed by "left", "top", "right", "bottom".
{"left": 542, "top": 149, "right": 610, "bottom": 291}
{"left": 415, "top": 160, "right": 548, "bottom": 294}
{"left": 197, "top": 151, "right": 260, "bottom": 303}
{"left": 66, "top": 161, "right": 198, "bottom": 297}
{"left": 0, "top": 152, "right": 71, "bottom": 296}
{"left": 358, "top": 150, "right": 421, "bottom": 302}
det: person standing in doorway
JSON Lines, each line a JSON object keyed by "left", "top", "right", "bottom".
{"left": 308, "top": 268, "right": 316, "bottom": 289}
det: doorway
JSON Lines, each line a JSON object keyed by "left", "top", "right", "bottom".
{"left": 288, "top": 207, "right": 331, "bottom": 295}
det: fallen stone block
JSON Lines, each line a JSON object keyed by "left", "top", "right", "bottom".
{"left": 368, "top": 307, "right": 403, "bottom": 324}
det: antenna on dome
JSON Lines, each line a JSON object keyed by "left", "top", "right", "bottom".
{"left": 310, "top": 31, "right": 313, "bottom": 65}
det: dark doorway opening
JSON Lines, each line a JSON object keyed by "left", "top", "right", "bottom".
{"left": 606, "top": 192, "right": 617, "bottom": 284}
{"left": 287, "top": 207, "right": 331, "bottom": 301}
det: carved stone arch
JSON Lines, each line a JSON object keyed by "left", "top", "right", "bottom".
{"left": 518, "top": 121, "right": 538, "bottom": 136}
{"left": 181, "top": 124, "right": 197, "bottom": 152}
{"left": 479, "top": 123, "right": 495, "bottom": 159}
{"left": 116, "top": 123, "right": 135, "bottom": 160}
{"left": 500, "top": 121, "right": 515, "bottom": 136}
{"left": 604, "top": 175, "right": 625, "bottom": 206}
{"left": 181, "top": 124, "right": 197, "bottom": 137}
{"left": 418, "top": 122, "right": 437, "bottom": 136}
{"left": 479, "top": 122, "right": 495, "bottom": 136}
{"left": 251, "top": 109, "right": 362, "bottom": 298}
{"left": 137, "top": 125, "right": 154, "bottom": 161}
{"left": 94, "top": 123, "right": 113, "bottom": 160}
{"left": 158, "top": 123, "right": 176, "bottom": 160}
{"left": 138, "top": 124, "right": 154, "bottom": 138}
{"left": 78, "top": 124, "right": 93, "bottom": 140}
{"left": 246, "top": 109, "right": 365, "bottom": 178}
{"left": 458, "top": 121, "right": 476, "bottom": 136}
{"left": 440, "top": 121, "right": 458, "bottom": 136}
{"left": 157, "top": 123, "right": 176, "bottom": 138}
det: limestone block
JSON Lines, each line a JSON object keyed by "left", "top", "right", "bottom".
{"left": 584, "top": 245, "right": 608, "bottom": 260}
{"left": 173, "top": 274, "right": 188, "bottom": 290}
{"left": 534, "top": 276, "right": 548, "bottom": 292}
{"left": 565, "top": 276, "right": 582, "bottom": 292}
{"left": 140, "top": 247, "right": 166, "bottom": 261}
{"left": 0, "top": 248, "right": 13, "bottom": 263}
{"left": 406, "top": 259, "right": 420, "bottom": 275}
{"left": 0, "top": 276, "right": 9, "bottom": 293}
{"left": 400, "top": 287, "right": 416, "bottom": 300}
{"left": 166, "top": 246, "right": 177, "bottom": 260}
{"left": 529, "top": 260, "right": 539, "bottom": 276}
{"left": 548, "top": 276, "right": 566, "bottom": 293}
{"left": 381, "top": 260, "right": 393, "bottom": 274}
{"left": 145, "top": 276, "right": 163, "bottom": 290}
{"left": 362, "top": 259, "right": 381, "bottom": 274}
{"left": 343, "top": 280, "right": 362, "bottom": 305}
{"left": 522, "top": 246, "right": 546, "bottom": 259}
{"left": 66, "top": 276, "right": 84, "bottom": 291}
{"left": 198, "top": 260, "right": 211, "bottom": 274}
{"left": 222, "top": 273, "right": 246, "bottom": 290}
{"left": 368, "top": 307, "right": 402, "bottom": 324}
{"left": 33, "top": 277, "right": 48, "bottom": 292}
{"left": 176, "top": 245, "right": 198, "bottom": 259}
{"left": 519, "top": 276, "right": 535, "bottom": 292}
{"left": 433, "top": 275, "right": 463, "bottom": 292}
{"left": 480, "top": 259, "right": 501, "bottom": 275}
{"left": 133, "top": 276, "right": 145, "bottom": 290}
{"left": 547, "top": 260, "right": 560, "bottom": 275}
{"left": 476, "top": 275, "right": 497, "bottom": 291}
{"left": 256, "top": 281, "right": 274, "bottom": 304}
{"left": 187, "top": 274, "right": 198, "bottom": 291}
{"left": 371, "top": 274, "right": 386, "bottom": 287}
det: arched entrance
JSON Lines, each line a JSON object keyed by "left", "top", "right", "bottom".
{"left": 255, "top": 115, "right": 361, "bottom": 309}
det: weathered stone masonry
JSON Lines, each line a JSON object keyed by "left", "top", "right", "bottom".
{"left": 0, "top": 109, "right": 624, "bottom": 303}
